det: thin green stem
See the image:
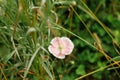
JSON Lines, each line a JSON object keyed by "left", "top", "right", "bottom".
{"left": 80, "top": 0, "right": 114, "bottom": 40}
{"left": 70, "top": 6, "right": 96, "bottom": 42}
{"left": 75, "top": 61, "right": 120, "bottom": 80}
{"left": 0, "top": 65, "right": 7, "bottom": 80}
{"left": 23, "top": 47, "right": 41, "bottom": 80}
{"left": 50, "top": 21, "right": 97, "bottom": 50}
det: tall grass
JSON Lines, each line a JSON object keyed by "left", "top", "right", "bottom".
{"left": 0, "top": 0, "right": 120, "bottom": 80}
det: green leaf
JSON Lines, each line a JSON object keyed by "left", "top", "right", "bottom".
{"left": 88, "top": 53, "right": 98, "bottom": 63}
{"left": 76, "top": 65, "right": 86, "bottom": 75}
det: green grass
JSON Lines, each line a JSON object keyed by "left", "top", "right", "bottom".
{"left": 0, "top": 0, "right": 120, "bottom": 80}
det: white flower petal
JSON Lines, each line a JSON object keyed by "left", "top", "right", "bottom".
{"left": 48, "top": 37, "right": 74, "bottom": 59}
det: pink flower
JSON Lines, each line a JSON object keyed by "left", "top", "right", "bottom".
{"left": 48, "top": 37, "right": 74, "bottom": 59}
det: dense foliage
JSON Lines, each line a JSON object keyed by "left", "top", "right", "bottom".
{"left": 0, "top": 0, "right": 120, "bottom": 80}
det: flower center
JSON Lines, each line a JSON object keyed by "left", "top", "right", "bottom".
{"left": 58, "top": 44, "right": 64, "bottom": 50}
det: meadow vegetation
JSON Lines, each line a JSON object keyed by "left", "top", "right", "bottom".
{"left": 0, "top": 0, "right": 120, "bottom": 80}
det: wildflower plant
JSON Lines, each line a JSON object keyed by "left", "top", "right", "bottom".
{"left": 0, "top": 0, "right": 120, "bottom": 80}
